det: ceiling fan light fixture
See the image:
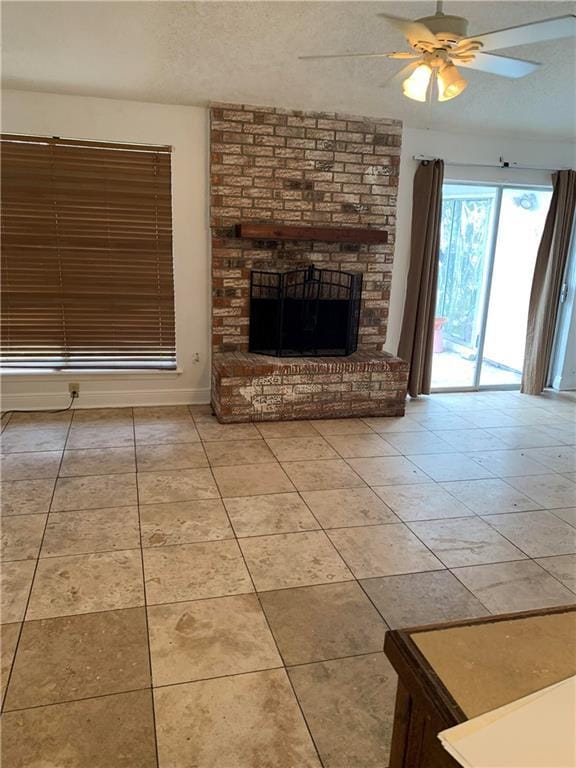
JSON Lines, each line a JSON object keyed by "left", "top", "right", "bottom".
{"left": 437, "top": 62, "right": 468, "bottom": 101}
{"left": 402, "top": 63, "right": 432, "bottom": 101}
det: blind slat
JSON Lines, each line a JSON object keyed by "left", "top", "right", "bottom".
{"left": 1, "top": 134, "right": 176, "bottom": 370}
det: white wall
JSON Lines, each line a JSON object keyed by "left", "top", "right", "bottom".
{"left": 385, "top": 127, "right": 576, "bottom": 384}
{"left": 2, "top": 90, "right": 575, "bottom": 408}
{"left": 1, "top": 90, "right": 211, "bottom": 408}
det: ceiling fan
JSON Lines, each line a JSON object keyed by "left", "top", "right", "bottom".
{"left": 300, "top": 3, "right": 576, "bottom": 103}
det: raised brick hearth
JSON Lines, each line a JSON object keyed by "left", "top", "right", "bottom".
{"left": 210, "top": 102, "right": 408, "bottom": 422}
{"left": 212, "top": 352, "right": 409, "bottom": 422}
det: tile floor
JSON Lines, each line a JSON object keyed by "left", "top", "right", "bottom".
{"left": 0, "top": 391, "right": 575, "bottom": 768}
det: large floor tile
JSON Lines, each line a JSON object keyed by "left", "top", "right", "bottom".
{"left": 147, "top": 594, "right": 281, "bottom": 686}
{"left": 1, "top": 514, "right": 46, "bottom": 561}
{"left": 432, "top": 428, "right": 508, "bottom": 452}
{"left": 288, "top": 653, "right": 396, "bottom": 768}
{"left": 195, "top": 418, "right": 260, "bottom": 442}
{"left": 362, "top": 416, "right": 427, "bottom": 434}
{"left": 452, "top": 560, "right": 576, "bottom": 613}
{"left": 465, "top": 449, "right": 550, "bottom": 478}
{"left": 140, "top": 499, "right": 233, "bottom": 547}
{"left": 485, "top": 426, "right": 563, "bottom": 449}
{"left": 212, "top": 462, "right": 295, "bottom": 497}
{"left": 0, "top": 426, "right": 68, "bottom": 453}
{"left": 260, "top": 581, "right": 386, "bottom": 665}
{"left": 224, "top": 492, "right": 320, "bottom": 537}
{"left": 266, "top": 436, "right": 339, "bottom": 462}
{"left": 41, "top": 506, "right": 140, "bottom": 558}
{"left": 0, "top": 451, "right": 61, "bottom": 480}
{"left": 506, "top": 473, "right": 576, "bottom": 508}
{"left": 361, "top": 570, "right": 488, "bottom": 629}
{"left": 256, "top": 420, "right": 319, "bottom": 438}
{"left": 373, "top": 483, "right": 473, "bottom": 522}
{"left": 7, "top": 412, "right": 71, "bottom": 428}
{"left": 383, "top": 431, "right": 454, "bottom": 455}
{"left": 1, "top": 560, "right": 35, "bottom": 623}
{"left": 66, "top": 425, "right": 134, "bottom": 450}
{"left": 137, "top": 468, "right": 218, "bottom": 503}
{"left": 27, "top": 550, "right": 144, "bottom": 620}
{"left": 460, "top": 410, "right": 520, "bottom": 429}
{"left": 327, "top": 524, "right": 443, "bottom": 579}
{"left": 408, "top": 518, "right": 527, "bottom": 567}
{"left": 312, "top": 418, "right": 373, "bottom": 435}
{"left": 134, "top": 405, "right": 193, "bottom": 421}
{"left": 59, "top": 447, "right": 136, "bottom": 477}
{"left": 552, "top": 507, "right": 576, "bottom": 527}
{"left": 441, "top": 478, "right": 540, "bottom": 515}
{"left": 143, "top": 539, "right": 253, "bottom": 604}
{"left": 300, "top": 486, "right": 398, "bottom": 528}
{"left": 4, "top": 607, "right": 150, "bottom": 710}
{"left": 281, "top": 459, "right": 365, "bottom": 492}
{"left": 239, "top": 531, "right": 353, "bottom": 591}
{"left": 72, "top": 408, "right": 133, "bottom": 426}
{"left": 1, "top": 478, "right": 55, "bottom": 515}
{"left": 51, "top": 473, "right": 137, "bottom": 511}
{"left": 482, "top": 510, "right": 576, "bottom": 558}
{"left": 524, "top": 446, "right": 576, "bottom": 474}
{"left": 538, "top": 423, "right": 576, "bottom": 445}
{"left": 410, "top": 413, "right": 474, "bottom": 431}
{"left": 204, "top": 438, "right": 276, "bottom": 466}
{"left": 535, "top": 554, "right": 576, "bottom": 593}
{"left": 134, "top": 419, "right": 200, "bottom": 446}
{"left": 1, "top": 622, "right": 20, "bottom": 704}
{"left": 1, "top": 690, "right": 157, "bottom": 768}
{"left": 406, "top": 453, "right": 494, "bottom": 482}
{"left": 135, "top": 442, "right": 208, "bottom": 471}
{"left": 322, "top": 433, "right": 399, "bottom": 458}
{"left": 345, "top": 456, "right": 429, "bottom": 486}
{"left": 154, "top": 669, "right": 321, "bottom": 768}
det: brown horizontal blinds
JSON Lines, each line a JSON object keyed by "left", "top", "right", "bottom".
{"left": 1, "top": 133, "right": 176, "bottom": 369}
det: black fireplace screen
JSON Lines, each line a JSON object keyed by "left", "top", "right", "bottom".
{"left": 249, "top": 265, "right": 362, "bottom": 357}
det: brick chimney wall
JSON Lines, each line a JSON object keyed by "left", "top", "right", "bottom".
{"left": 210, "top": 103, "right": 402, "bottom": 354}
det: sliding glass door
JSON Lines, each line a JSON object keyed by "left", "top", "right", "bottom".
{"left": 431, "top": 183, "right": 552, "bottom": 391}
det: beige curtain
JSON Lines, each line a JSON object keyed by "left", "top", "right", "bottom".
{"left": 521, "top": 170, "right": 576, "bottom": 395}
{"left": 398, "top": 159, "right": 444, "bottom": 397}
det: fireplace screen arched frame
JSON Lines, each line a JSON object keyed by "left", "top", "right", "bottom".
{"left": 249, "top": 265, "right": 362, "bottom": 357}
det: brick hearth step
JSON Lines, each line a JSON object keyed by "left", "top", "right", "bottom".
{"left": 212, "top": 351, "right": 408, "bottom": 423}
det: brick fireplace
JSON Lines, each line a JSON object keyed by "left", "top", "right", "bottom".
{"left": 210, "top": 102, "right": 409, "bottom": 422}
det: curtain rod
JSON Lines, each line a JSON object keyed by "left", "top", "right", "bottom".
{"left": 413, "top": 154, "right": 565, "bottom": 172}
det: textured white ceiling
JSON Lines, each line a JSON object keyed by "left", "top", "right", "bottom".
{"left": 2, "top": 1, "right": 575, "bottom": 140}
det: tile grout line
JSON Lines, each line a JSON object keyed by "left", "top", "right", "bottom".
{"left": 131, "top": 408, "right": 162, "bottom": 768}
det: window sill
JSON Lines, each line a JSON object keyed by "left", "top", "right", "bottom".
{"left": 1, "top": 368, "right": 184, "bottom": 380}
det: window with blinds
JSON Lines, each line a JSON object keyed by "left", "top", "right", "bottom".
{"left": 0, "top": 134, "right": 176, "bottom": 370}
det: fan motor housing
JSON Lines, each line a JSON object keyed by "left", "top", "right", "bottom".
{"left": 417, "top": 13, "right": 469, "bottom": 43}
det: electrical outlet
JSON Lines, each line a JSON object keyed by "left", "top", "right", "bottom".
{"left": 68, "top": 382, "right": 80, "bottom": 398}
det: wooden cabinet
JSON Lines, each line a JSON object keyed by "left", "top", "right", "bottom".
{"left": 384, "top": 604, "right": 576, "bottom": 768}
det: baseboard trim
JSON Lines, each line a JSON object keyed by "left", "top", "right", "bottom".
{"left": 1, "top": 387, "right": 211, "bottom": 410}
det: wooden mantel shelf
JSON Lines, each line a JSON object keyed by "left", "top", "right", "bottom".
{"left": 235, "top": 222, "right": 388, "bottom": 245}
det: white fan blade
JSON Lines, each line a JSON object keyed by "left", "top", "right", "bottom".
{"left": 459, "top": 14, "right": 576, "bottom": 52}
{"left": 378, "top": 13, "right": 438, "bottom": 46}
{"left": 299, "top": 51, "right": 418, "bottom": 61}
{"left": 457, "top": 52, "right": 541, "bottom": 78}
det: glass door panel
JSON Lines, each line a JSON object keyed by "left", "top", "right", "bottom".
{"left": 480, "top": 188, "right": 553, "bottom": 387}
{"left": 431, "top": 184, "right": 498, "bottom": 389}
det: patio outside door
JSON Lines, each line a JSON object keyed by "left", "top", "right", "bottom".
{"left": 431, "top": 183, "right": 552, "bottom": 391}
